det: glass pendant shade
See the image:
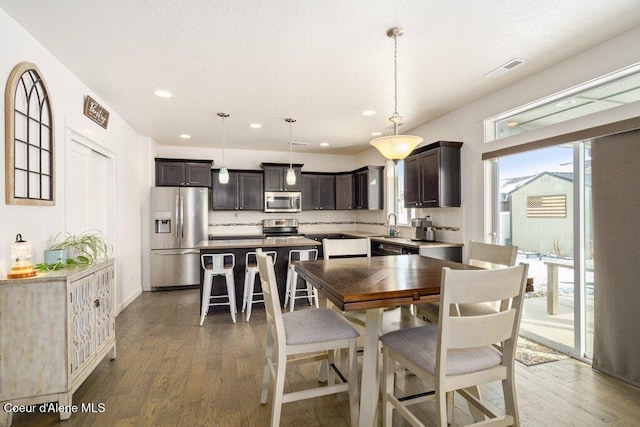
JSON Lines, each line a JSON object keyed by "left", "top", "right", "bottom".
{"left": 370, "top": 134, "right": 423, "bottom": 162}
{"left": 8, "top": 233, "right": 36, "bottom": 278}
{"left": 218, "top": 167, "right": 229, "bottom": 184}
{"left": 286, "top": 167, "right": 296, "bottom": 185}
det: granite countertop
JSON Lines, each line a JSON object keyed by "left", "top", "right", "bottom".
{"left": 339, "top": 231, "right": 463, "bottom": 250}
{"left": 197, "top": 236, "right": 320, "bottom": 250}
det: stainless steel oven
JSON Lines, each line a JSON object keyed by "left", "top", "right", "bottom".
{"left": 264, "top": 191, "right": 302, "bottom": 213}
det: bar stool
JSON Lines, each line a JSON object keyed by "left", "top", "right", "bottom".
{"left": 242, "top": 250, "right": 277, "bottom": 321}
{"left": 200, "top": 253, "right": 236, "bottom": 325}
{"left": 284, "top": 248, "right": 318, "bottom": 312}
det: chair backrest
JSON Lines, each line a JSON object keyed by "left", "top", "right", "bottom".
{"left": 437, "top": 264, "right": 529, "bottom": 374}
{"left": 246, "top": 250, "right": 277, "bottom": 266}
{"left": 288, "top": 248, "right": 318, "bottom": 263}
{"left": 468, "top": 241, "right": 517, "bottom": 269}
{"left": 322, "top": 237, "right": 371, "bottom": 259}
{"left": 256, "top": 249, "right": 285, "bottom": 348}
{"left": 201, "top": 253, "right": 235, "bottom": 273}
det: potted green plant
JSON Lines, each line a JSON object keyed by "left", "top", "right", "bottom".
{"left": 37, "top": 230, "right": 112, "bottom": 271}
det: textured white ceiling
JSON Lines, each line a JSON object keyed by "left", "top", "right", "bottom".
{"left": 2, "top": 0, "right": 640, "bottom": 155}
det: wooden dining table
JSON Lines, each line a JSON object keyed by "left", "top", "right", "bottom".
{"left": 294, "top": 254, "right": 479, "bottom": 427}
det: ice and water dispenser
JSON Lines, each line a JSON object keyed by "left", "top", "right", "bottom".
{"left": 154, "top": 211, "right": 172, "bottom": 233}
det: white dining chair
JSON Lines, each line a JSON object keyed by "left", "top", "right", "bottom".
{"left": 242, "top": 250, "right": 277, "bottom": 321}
{"left": 255, "top": 249, "right": 360, "bottom": 427}
{"left": 416, "top": 241, "right": 518, "bottom": 322}
{"left": 381, "top": 263, "right": 529, "bottom": 426}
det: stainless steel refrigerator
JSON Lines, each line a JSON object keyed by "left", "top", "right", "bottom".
{"left": 150, "top": 187, "right": 208, "bottom": 288}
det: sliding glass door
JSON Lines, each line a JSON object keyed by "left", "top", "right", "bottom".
{"left": 492, "top": 141, "right": 593, "bottom": 359}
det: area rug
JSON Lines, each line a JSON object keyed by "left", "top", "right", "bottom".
{"left": 515, "top": 336, "right": 569, "bottom": 366}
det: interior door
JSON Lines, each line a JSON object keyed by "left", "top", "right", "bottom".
{"left": 66, "top": 140, "right": 110, "bottom": 237}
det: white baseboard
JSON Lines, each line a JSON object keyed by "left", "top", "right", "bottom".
{"left": 117, "top": 286, "right": 143, "bottom": 315}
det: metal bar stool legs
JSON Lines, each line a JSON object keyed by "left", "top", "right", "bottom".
{"left": 284, "top": 249, "right": 318, "bottom": 312}
{"left": 200, "top": 253, "right": 236, "bottom": 325}
{"left": 242, "top": 250, "right": 277, "bottom": 321}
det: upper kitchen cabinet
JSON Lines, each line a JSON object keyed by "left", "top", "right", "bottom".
{"left": 335, "top": 173, "right": 354, "bottom": 210}
{"left": 302, "top": 174, "right": 335, "bottom": 210}
{"left": 404, "top": 141, "right": 462, "bottom": 208}
{"left": 212, "top": 170, "right": 263, "bottom": 210}
{"left": 155, "top": 158, "right": 213, "bottom": 187}
{"left": 354, "top": 166, "right": 384, "bottom": 210}
{"left": 261, "top": 163, "right": 303, "bottom": 192}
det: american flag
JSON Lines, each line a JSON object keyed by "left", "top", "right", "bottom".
{"left": 526, "top": 195, "right": 566, "bottom": 217}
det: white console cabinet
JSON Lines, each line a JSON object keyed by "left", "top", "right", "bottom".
{"left": 0, "top": 260, "right": 116, "bottom": 425}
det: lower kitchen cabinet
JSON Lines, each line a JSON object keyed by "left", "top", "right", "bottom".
{"left": 0, "top": 260, "right": 116, "bottom": 424}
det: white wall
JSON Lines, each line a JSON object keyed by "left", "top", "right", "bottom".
{"left": 0, "top": 9, "right": 144, "bottom": 312}
{"left": 396, "top": 26, "right": 640, "bottom": 252}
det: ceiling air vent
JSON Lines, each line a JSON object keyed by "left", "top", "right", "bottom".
{"left": 484, "top": 58, "right": 528, "bottom": 79}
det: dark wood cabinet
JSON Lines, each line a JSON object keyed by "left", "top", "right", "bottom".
{"left": 302, "top": 174, "right": 335, "bottom": 210}
{"left": 354, "top": 166, "right": 384, "bottom": 210}
{"left": 155, "top": 158, "right": 212, "bottom": 187}
{"left": 212, "top": 170, "right": 263, "bottom": 210}
{"left": 335, "top": 174, "right": 354, "bottom": 210}
{"left": 261, "top": 163, "right": 303, "bottom": 192}
{"left": 403, "top": 141, "right": 462, "bottom": 208}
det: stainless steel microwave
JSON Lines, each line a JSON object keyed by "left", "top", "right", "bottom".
{"left": 264, "top": 191, "right": 302, "bottom": 213}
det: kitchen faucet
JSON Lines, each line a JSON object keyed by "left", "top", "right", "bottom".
{"left": 386, "top": 213, "right": 398, "bottom": 237}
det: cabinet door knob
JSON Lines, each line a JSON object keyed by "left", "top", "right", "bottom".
{"left": 94, "top": 299, "right": 100, "bottom": 308}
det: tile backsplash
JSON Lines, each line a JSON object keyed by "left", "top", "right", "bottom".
{"left": 207, "top": 207, "right": 463, "bottom": 243}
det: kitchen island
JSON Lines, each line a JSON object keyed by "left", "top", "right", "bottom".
{"left": 197, "top": 237, "right": 320, "bottom": 314}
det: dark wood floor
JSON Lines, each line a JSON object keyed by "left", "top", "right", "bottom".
{"left": 9, "top": 289, "right": 640, "bottom": 426}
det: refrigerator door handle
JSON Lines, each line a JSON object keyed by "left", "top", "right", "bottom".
{"left": 175, "top": 195, "right": 180, "bottom": 239}
{"left": 180, "top": 195, "right": 185, "bottom": 239}
{"left": 153, "top": 250, "right": 199, "bottom": 255}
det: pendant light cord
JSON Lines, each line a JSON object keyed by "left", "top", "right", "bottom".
{"left": 393, "top": 32, "right": 398, "bottom": 121}
{"left": 289, "top": 121, "right": 293, "bottom": 168}
{"left": 222, "top": 116, "right": 226, "bottom": 165}
{"left": 217, "top": 112, "right": 229, "bottom": 166}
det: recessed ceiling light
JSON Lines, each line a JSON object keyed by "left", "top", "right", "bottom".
{"left": 249, "top": 123, "right": 262, "bottom": 129}
{"left": 154, "top": 89, "right": 172, "bottom": 98}
{"left": 320, "top": 142, "right": 330, "bottom": 147}
{"left": 371, "top": 132, "right": 382, "bottom": 136}
{"left": 362, "top": 110, "right": 376, "bottom": 116}
{"left": 179, "top": 134, "right": 191, "bottom": 139}
{"left": 506, "top": 121, "right": 519, "bottom": 127}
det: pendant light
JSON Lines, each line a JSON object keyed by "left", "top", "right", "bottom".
{"left": 217, "top": 112, "right": 229, "bottom": 184}
{"left": 285, "top": 118, "right": 297, "bottom": 186}
{"left": 370, "top": 27, "right": 423, "bottom": 163}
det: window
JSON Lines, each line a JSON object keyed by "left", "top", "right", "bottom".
{"left": 485, "top": 63, "right": 640, "bottom": 142}
{"left": 395, "top": 160, "right": 412, "bottom": 224}
{"left": 5, "top": 62, "right": 54, "bottom": 205}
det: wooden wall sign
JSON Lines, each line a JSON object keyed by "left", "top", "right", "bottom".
{"left": 83, "top": 95, "right": 109, "bottom": 129}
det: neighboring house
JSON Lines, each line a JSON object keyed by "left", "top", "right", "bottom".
{"left": 501, "top": 172, "right": 593, "bottom": 258}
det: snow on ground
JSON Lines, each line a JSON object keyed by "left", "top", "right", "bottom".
{"left": 516, "top": 254, "right": 594, "bottom": 299}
